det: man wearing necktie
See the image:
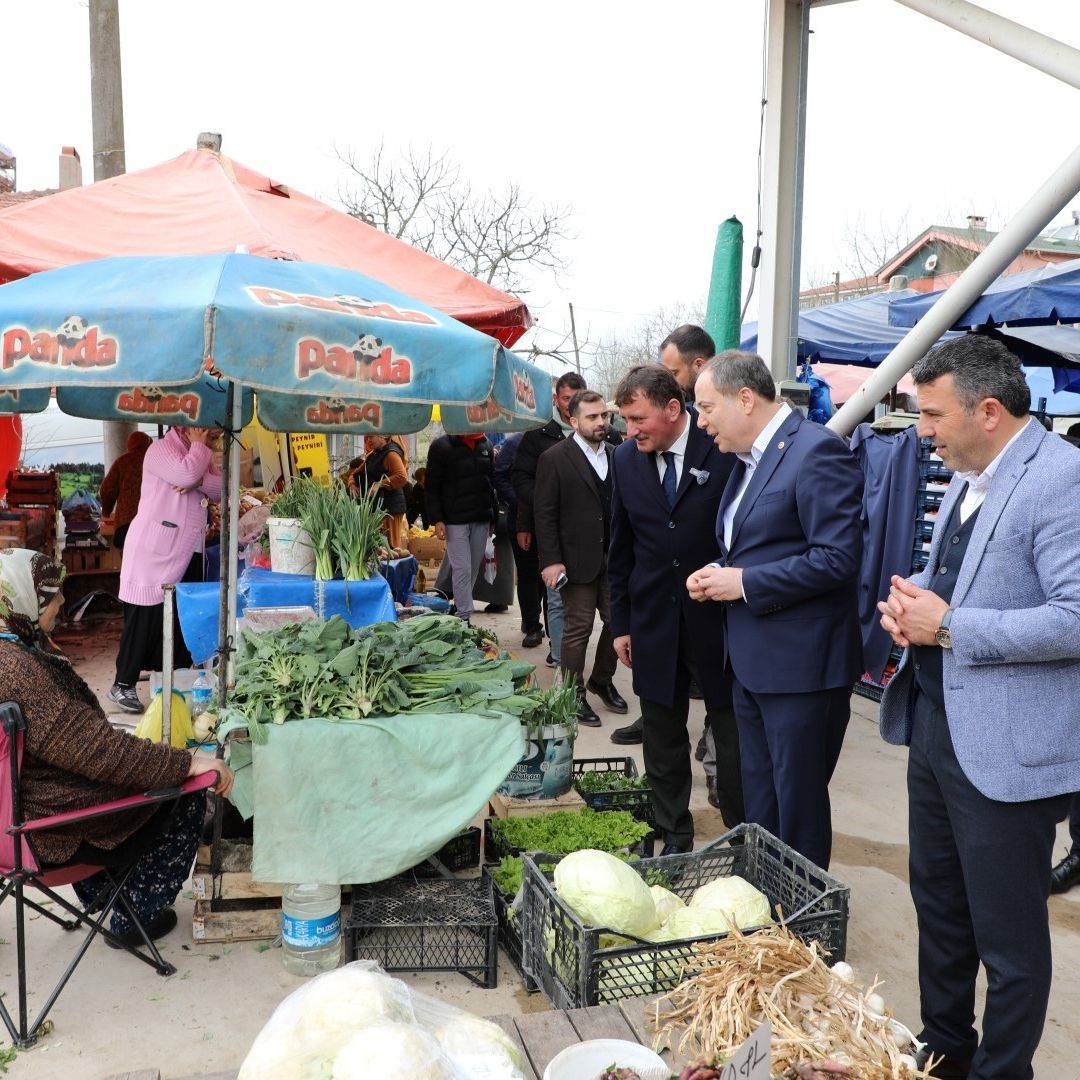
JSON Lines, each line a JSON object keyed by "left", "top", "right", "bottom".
{"left": 608, "top": 366, "right": 741, "bottom": 854}
{"left": 877, "top": 336, "right": 1080, "bottom": 1080}
{"left": 687, "top": 351, "right": 863, "bottom": 871}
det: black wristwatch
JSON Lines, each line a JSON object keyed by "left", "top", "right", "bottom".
{"left": 935, "top": 607, "right": 954, "bottom": 650}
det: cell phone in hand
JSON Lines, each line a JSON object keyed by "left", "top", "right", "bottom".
{"left": 553, "top": 571, "right": 568, "bottom": 591}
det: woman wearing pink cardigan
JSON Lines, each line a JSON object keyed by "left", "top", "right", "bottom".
{"left": 108, "top": 427, "right": 222, "bottom": 714}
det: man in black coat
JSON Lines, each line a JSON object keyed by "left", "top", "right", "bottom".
{"left": 608, "top": 366, "right": 742, "bottom": 853}
{"left": 534, "top": 391, "right": 627, "bottom": 727}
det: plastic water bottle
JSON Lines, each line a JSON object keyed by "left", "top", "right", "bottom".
{"left": 281, "top": 883, "right": 341, "bottom": 976}
{"left": 191, "top": 670, "right": 213, "bottom": 715}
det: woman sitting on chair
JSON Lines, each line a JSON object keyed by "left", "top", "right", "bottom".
{"left": 0, "top": 549, "right": 233, "bottom": 947}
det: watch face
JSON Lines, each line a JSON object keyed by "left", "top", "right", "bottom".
{"left": 936, "top": 628, "right": 951, "bottom": 648}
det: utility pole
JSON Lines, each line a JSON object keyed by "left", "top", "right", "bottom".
{"left": 568, "top": 302, "right": 581, "bottom": 375}
{"left": 89, "top": 0, "right": 134, "bottom": 467}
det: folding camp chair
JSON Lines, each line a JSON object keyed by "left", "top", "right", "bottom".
{"left": 0, "top": 700, "right": 216, "bottom": 1047}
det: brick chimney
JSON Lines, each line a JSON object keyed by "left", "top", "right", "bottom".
{"left": 58, "top": 146, "right": 82, "bottom": 189}
{"left": 967, "top": 214, "right": 987, "bottom": 230}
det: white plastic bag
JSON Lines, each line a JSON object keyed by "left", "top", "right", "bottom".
{"left": 482, "top": 533, "right": 497, "bottom": 584}
{"left": 237, "top": 961, "right": 526, "bottom": 1080}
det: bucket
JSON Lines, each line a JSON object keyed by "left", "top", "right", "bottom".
{"left": 497, "top": 724, "right": 574, "bottom": 799}
{"left": 268, "top": 517, "right": 315, "bottom": 576}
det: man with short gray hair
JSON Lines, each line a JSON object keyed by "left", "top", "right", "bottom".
{"left": 878, "top": 334, "right": 1080, "bottom": 1079}
{"left": 688, "top": 350, "right": 863, "bottom": 871}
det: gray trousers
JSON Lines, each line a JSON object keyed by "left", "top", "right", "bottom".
{"left": 444, "top": 522, "right": 488, "bottom": 619}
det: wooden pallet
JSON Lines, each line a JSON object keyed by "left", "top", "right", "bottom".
{"left": 191, "top": 841, "right": 283, "bottom": 944}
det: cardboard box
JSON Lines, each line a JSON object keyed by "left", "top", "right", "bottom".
{"left": 488, "top": 788, "right": 584, "bottom": 820}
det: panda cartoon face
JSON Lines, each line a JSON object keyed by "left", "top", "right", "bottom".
{"left": 140, "top": 385, "right": 164, "bottom": 402}
{"left": 325, "top": 396, "right": 347, "bottom": 413}
{"left": 352, "top": 334, "right": 383, "bottom": 362}
{"left": 333, "top": 294, "right": 375, "bottom": 311}
{"left": 57, "top": 315, "right": 89, "bottom": 346}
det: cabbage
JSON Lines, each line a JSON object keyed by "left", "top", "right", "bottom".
{"left": 553, "top": 849, "right": 659, "bottom": 938}
{"left": 690, "top": 874, "right": 772, "bottom": 930}
{"left": 652, "top": 906, "right": 744, "bottom": 942}
{"left": 296, "top": 965, "right": 415, "bottom": 1057}
{"left": 332, "top": 1022, "right": 453, "bottom": 1079}
{"left": 434, "top": 1016, "right": 527, "bottom": 1078}
{"left": 649, "top": 884, "right": 685, "bottom": 925}
{"left": 237, "top": 1027, "right": 329, "bottom": 1080}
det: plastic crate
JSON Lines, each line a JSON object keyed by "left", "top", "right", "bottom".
{"left": 411, "top": 826, "right": 481, "bottom": 877}
{"left": 345, "top": 876, "right": 497, "bottom": 988}
{"left": 521, "top": 823, "right": 850, "bottom": 1009}
{"left": 484, "top": 811, "right": 651, "bottom": 865}
{"left": 482, "top": 864, "right": 538, "bottom": 993}
{"left": 571, "top": 757, "right": 657, "bottom": 829}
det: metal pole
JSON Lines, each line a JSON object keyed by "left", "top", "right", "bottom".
{"left": 757, "top": 0, "right": 811, "bottom": 382}
{"left": 226, "top": 386, "right": 243, "bottom": 691}
{"left": 161, "top": 585, "right": 174, "bottom": 746}
{"left": 893, "top": 0, "right": 1080, "bottom": 91}
{"left": 217, "top": 384, "right": 235, "bottom": 707}
{"left": 827, "top": 142, "right": 1080, "bottom": 436}
{"left": 568, "top": 303, "right": 581, "bottom": 375}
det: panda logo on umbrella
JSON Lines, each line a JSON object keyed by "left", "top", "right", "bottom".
{"left": 351, "top": 333, "right": 383, "bottom": 382}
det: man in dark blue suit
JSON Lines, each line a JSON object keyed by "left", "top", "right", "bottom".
{"left": 688, "top": 351, "right": 863, "bottom": 870}
{"left": 608, "top": 366, "right": 743, "bottom": 853}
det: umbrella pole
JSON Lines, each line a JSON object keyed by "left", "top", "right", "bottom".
{"left": 162, "top": 585, "right": 174, "bottom": 746}
{"left": 226, "top": 383, "right": 242, "bottom": 688}
{"left": 216, "top": 382, "right": 238, "bottom": 707}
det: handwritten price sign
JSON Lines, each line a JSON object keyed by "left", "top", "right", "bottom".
{"left": 716, "top": 1020, "right": 772, "bottom": 1079}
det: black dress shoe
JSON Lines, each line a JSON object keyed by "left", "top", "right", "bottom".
{"left": 706, "top": 774, "right": 721, "bottom": 809}
{"left": 610, "top": 716, "right": 643, "bottom": 745}
{"left": 105, "top": 907, "right": 178, "bottom": 949}
{"left": 1051, "top": 849, "right": 1080, "bottom": 894}
{"left": 659, "top": 842, "right": 693, "bottom": 856}
{"left": 913, "top": 1046, "right": 972, "bottom": 1078}
{"left": 484, "top": 603, "right": 509, "bottom": 613}
{"left": 521, "top": 628, "right": 544, "bottom": 648}
{"left": 688, "top": 678, "right": 703, "bottom": 700}
{"left": 694, "top": 733, "right": 707, "bottom": 761}
{"left": 577, "top": 699, "right": 602, "bottom": 727}
{"left": 587, "top": 680, "right": 628, "bottom": 714}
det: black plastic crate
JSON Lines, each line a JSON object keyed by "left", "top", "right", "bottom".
{"left": 482, "top": 864, "right": 538, "bottom": 993}
{"left": 411, "top": 826, "right": 481, "bottom": 878}
{"left": 484, "top": 810, "right": 651, "bottom": 865}
{"left": 572, "top": 757, "right": 657, "bottom": 829}
{"left": 346, "top": 876, "right": 497, "bottom": 988}
{"left": 521, "top": 823, "right": 850, "bottom": 1009}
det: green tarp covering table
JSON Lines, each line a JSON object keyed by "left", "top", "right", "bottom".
{"left": 219, "top": 712, "right": 524, "bottom": 884}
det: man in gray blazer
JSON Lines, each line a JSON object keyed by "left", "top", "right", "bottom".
{"left": 878, "top": 335, "right": 1080, "bottom": 1080}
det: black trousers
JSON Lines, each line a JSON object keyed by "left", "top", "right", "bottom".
{"left": 641, "top": 616, "right": 743, "bottom": 847}
{"left": 509, "top": 532, "right": 543, "bottom": 633}
{"left": 114, "top": 554, "right": 202, "bottom": 686}
{"left": 908, "top": 690, "right": 1069, "bottom": 1078}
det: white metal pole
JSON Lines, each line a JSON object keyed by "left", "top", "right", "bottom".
{"left": 161, "top": 584, "right": 174, "bottom": 746}
{"left": 226, "top": 390, "right": 243, "bottom": 690}
{"left": 828, "top": 142, "right": 1080, "bottom": 436}
{"left": 757, "top": 0, "right": 811, "bottom": 382}
{"left": 893, "top": 0, "right": 1080, "bottom": 91}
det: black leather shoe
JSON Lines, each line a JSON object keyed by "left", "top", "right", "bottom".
{"left": 105, "top": 907, "right": 178, "bottom": 949}
{"left": 577, "top": 699, "right": 602, "bottom": 727}
{"left": 694, "top": 733, "right": 707, "bottom": 761}
{"left": 688, "top": 678, "right": 703, "bottom": 700}
{"left": 610, "top": 716, "right": 643, "bottom": 745}
{"left": 484, "top": 603, "right": 509, "bottom": 613}
{"left": 706, "top": 775, "right": 721, "bottom": 809}
{"left": 913, "top": 1046, "right": 972, "bottom": 1078}
{"left": 521, "top": 629, "right": 544, "bottom": 648}
{"left": 659, "top": 842, "right": 693, "bottom": 856}
{"left": 1051, "top": 849, "right": 1080, "bottom": 894}
{"left": 587, "top": 680, "right": 628, "bottom": 714}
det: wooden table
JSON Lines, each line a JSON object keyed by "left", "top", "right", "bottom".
{"left": 490, "top": 999, "right": 686, "bottom": 1079}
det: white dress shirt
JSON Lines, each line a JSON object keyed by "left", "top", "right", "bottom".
{"left": 655, "top": 412, "right": 691, "bottom": 489}
{"left": 573, "top": 432, "right": 609, "bottom": 480}
{"left": 953, "top": 418, "right": 1032, "bottom": 523}
{"left": 722, "top": 403, "right": 792, "bottom": 550}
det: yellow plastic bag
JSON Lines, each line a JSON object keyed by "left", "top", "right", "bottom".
{"left": 134, "top": 691, "right": 195, "bottom": 747}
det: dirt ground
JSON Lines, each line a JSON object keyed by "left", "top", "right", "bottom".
{"left": 4, "top": 602, "right": 1079, "bottom": 1079}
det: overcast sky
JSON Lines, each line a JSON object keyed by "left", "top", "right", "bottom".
{"left": 3, "top": 0, "right": 1077, "bottom": 372}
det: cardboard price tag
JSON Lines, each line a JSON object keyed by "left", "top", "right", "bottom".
{"left": 715, "top": 1020, "right": 771, "bottom": 1079}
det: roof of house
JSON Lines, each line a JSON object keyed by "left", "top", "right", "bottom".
{"left": 0, "top": 189, "right": 57, "bottom": 209}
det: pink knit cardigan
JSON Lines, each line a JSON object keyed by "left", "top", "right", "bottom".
{"left": 118, "top": 428, "right": 222, "bottom": 606}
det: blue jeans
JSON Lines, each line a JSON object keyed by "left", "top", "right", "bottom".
{"left": 545, "top": 585, "right": 564, "bottom": 663}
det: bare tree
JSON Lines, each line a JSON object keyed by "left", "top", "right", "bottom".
{"left": 583, "top": 300, "right": 706, "bottom": 400}
{"left": 336, "top": 144, "right": 571, "bottom": 295}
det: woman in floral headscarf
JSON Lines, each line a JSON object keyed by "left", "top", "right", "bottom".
{"left": 0, "top": 549, "right": 233, "bottom": 947}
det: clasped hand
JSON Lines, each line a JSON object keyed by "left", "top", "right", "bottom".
{"left": 686, "top": 564, "right": 743, "bottom": 603}
{"left": 877, "top": 575, "right": 949, "bottom": 648}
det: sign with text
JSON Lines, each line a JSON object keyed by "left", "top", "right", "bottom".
{"left": 716, "top": 1020, "right": 771, "bottom": 1080}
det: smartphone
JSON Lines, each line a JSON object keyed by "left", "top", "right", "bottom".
{"left": 553, "top": 571, "right": 568, "bottom": 591}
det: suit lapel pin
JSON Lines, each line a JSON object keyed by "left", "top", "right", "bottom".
{"left": 777, "top": 441, "right": 786, "bottom": 450}
{"left": 688, "top": 467, "right": 710, "bottom": 485}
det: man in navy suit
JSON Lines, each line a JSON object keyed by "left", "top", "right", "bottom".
{"left": 688, "top": 351, "right": 863, "bottom": 870}
{"left": 608, "top": 366, "right": 743, "bottom": 853}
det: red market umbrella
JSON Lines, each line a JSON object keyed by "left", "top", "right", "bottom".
{"left": 0, "top": 148, "right": 531, "bottom": 346}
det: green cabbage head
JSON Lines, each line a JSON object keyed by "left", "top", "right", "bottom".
{"left": 553, "top": 849, "right": 659, "bottom": 938}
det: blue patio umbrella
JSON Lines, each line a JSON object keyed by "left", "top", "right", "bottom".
{"left": 888, "top": 257, "right": 1080, "bottom": 329}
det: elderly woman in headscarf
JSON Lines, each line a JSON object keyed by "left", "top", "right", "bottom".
{"left": 0, "top": 549, "right": 233, "bottom": 947}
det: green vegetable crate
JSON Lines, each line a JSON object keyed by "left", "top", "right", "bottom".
{"left": 481, "top": 863, "right": 538, "bottom": 994}
{"left": 521, "top": 823, "right": 850, "bottom": 1010}
{"left": 571, "top": 757, "right": 657, "bottom": 835}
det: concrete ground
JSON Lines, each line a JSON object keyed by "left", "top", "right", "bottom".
{"left": 4, "top": 603, "right": 1079, "bottom": 1078}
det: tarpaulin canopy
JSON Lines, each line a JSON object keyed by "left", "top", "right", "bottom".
{"left": 888, "top": 257, "right": 1080, "bottom": 329}
{"left": 0, "top": 148, "right": 532, "bottom": 346}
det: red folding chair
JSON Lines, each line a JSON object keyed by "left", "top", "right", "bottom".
{"left": 0, "top": 700, "right": 216, "bottom": 1047}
